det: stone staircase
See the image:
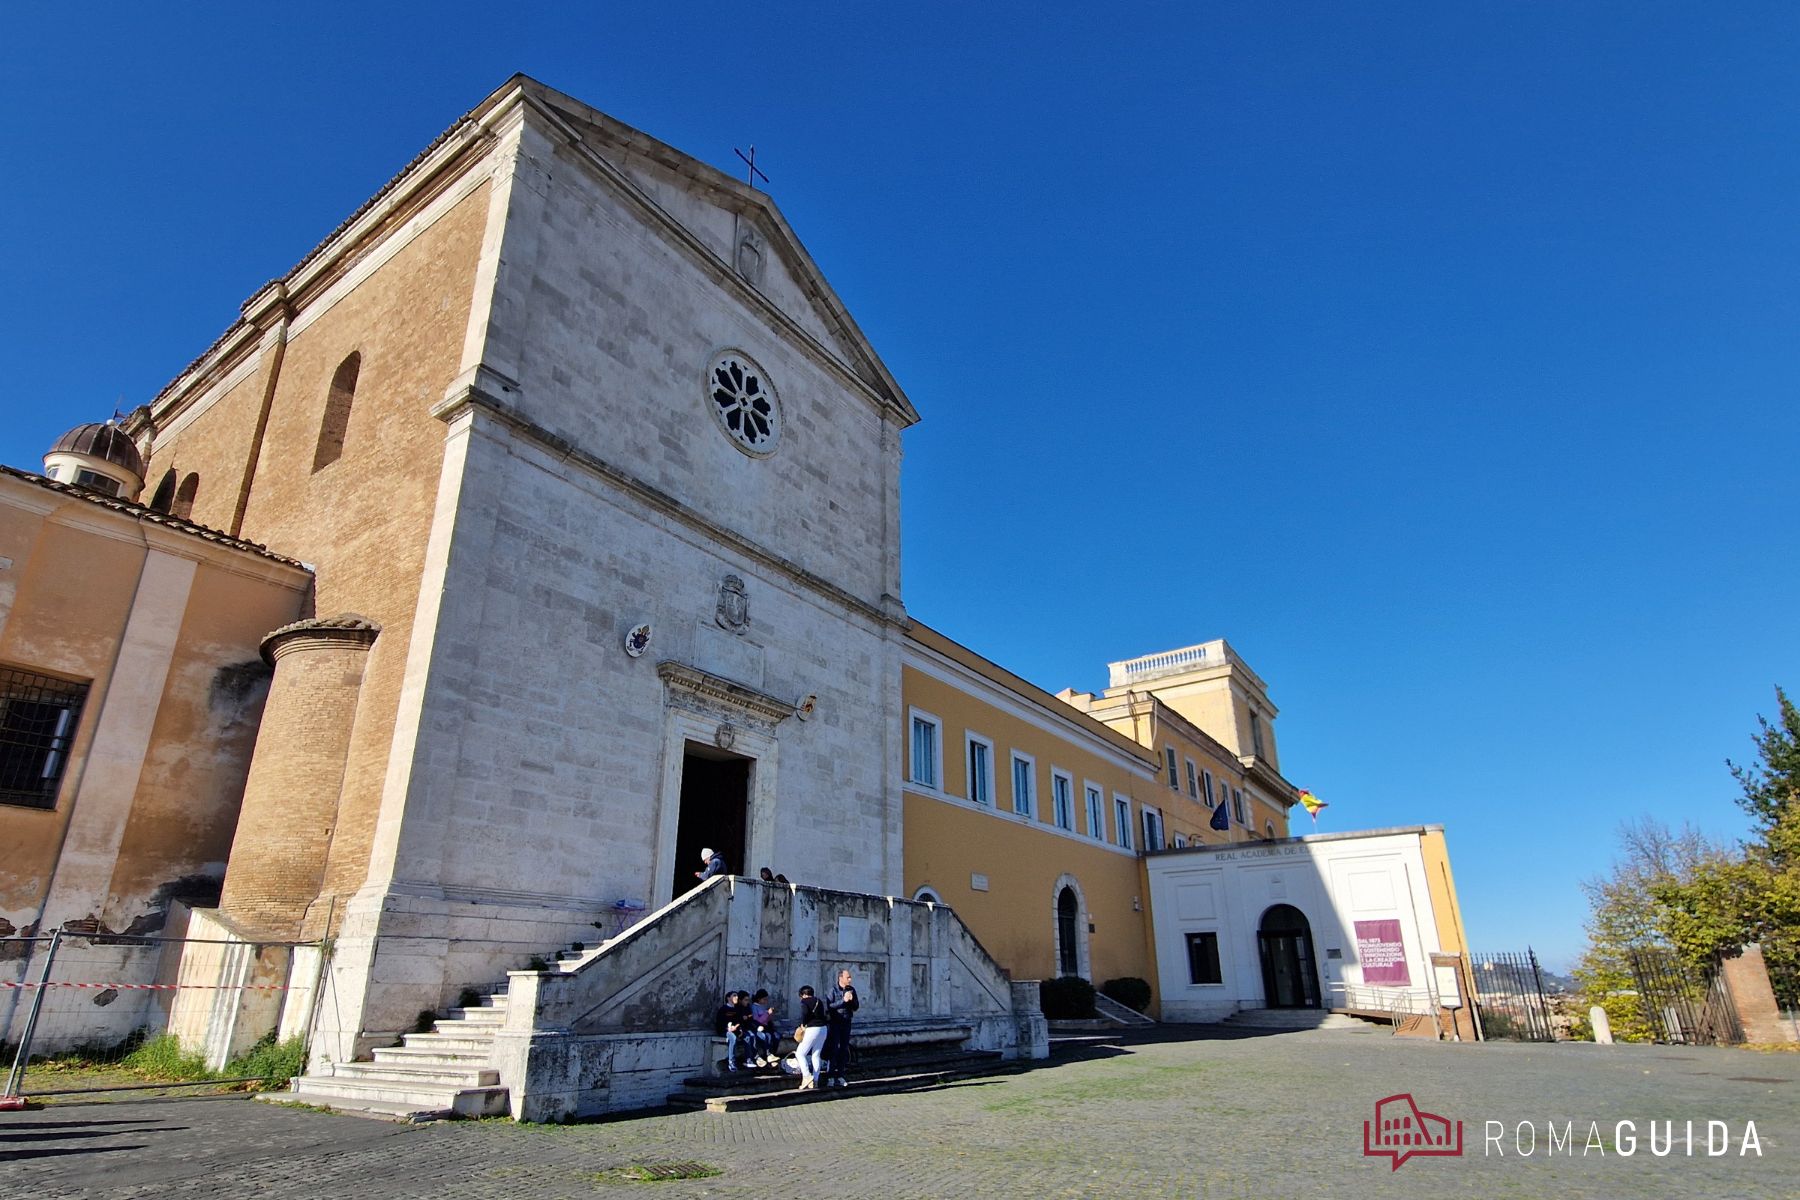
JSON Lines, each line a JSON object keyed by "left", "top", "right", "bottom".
{"left": 265, "top": 877, "right": 1045, "bottom": 1122}
{"left": 269, "top": 929, "right": 632, "bottom": 1121}
{"left": 1220, "top": 1007, "right": 1371, "bottom": 1032}
{"left": 274, "top": 989, "right": 513, "bottom": 1121}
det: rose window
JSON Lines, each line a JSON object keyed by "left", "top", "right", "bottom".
{"left": 707, "top": 352, "right": 780, "bottom": 455}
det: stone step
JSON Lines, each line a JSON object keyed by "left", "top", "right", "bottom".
{"left": 682, "top": 1047, "right": 1001, "bottom": 1094}
{"left": 372, "top": 1045, "right": 495, "bottom": 1067}
{"left": 670, "top": 1056, "right": 1021, "bottom": 1113}
{"left": 286, "top": 1073, "right": 509, "bottom": 1119}
{"left": 440, "top": 1008, "right": 506, "bottom": 1025}
{"left": 332, "top": 1060, "right": 501, "bottom": 1088}
{"left": 399, "top": 1031, "right": 498, "bottom": 1053}
{"left": 1224, "top": 1009, "right": 1367, "bottom": 1031}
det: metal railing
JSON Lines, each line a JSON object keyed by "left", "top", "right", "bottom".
{"left": 1471, "top": 949, "right": 1557, "bottom": 1042}
{"left": 1628, "top": 948, "right": 1743, "bottom": 1046}
{"left": 2, "top": 929, "right": 322, "bottom": 1102}
{"left": 1330, "top": 982, "right": 1440, "bottom": 1034}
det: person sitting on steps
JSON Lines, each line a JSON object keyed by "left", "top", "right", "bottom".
{"left": 748, "top": 988, "right": 779, "bottom": 1067}
{"left": 714, "top": 989, "right": 750, "bottom": 1072}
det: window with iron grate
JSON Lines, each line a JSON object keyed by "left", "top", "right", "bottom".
{"left": 0, "top": 666, "right": 89, "bottom": 809}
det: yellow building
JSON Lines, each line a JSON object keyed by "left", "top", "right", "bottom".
{"left": 901, "top": 626, "right": 1307, "bottom": 1014}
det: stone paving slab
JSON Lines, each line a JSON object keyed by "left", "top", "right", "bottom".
{"left": 1, "top": 1026, "right": 1795, "bottom": 1200}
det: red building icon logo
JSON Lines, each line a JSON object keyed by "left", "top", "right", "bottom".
{"left": 1364, "top": 1093, "right": 1464, "bottom": 1170}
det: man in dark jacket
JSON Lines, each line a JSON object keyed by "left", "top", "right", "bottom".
{"left": 823, "top": 967, "right": 859, "bottom": 1087}
{"left": 714, "top": 989, "right": 748, "bottom": 1071}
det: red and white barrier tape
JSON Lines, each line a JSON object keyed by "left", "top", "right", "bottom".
{"left": 0, "top": 981, "right": 291, "bottom": 991}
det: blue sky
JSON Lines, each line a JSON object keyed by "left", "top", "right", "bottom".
{"left": 5, "top": 4, "right": 1797, "bottom": 968}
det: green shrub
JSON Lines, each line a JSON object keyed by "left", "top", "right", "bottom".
{"left": 1039, "top": 976, "right": 1098, "bottom": 1019}
{"left": 122, "top": 1034, "right": 210, "bottom": 1081}
{"left": 1100, "top": 976, "right": 1152, "bottom": 1013}
{"left": 226, "top": 1033, "right": 307, "bottom": 1090}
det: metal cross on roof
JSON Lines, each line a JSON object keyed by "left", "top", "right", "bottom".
{"left": 733, "top": 145, "right": 769, "bottom": 188}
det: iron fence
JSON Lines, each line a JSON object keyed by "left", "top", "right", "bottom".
{"left": 2, "top": 929, "right": 322, "bottom": 1102}
{"left": 1470, "top": 949, "right": 1556, "bottom": 1042}
{"left": 1627, "top": 947, "right": 1743, "bottom": 1046}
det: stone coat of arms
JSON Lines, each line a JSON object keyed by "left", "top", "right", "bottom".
{"left": 715, "top": 574, "right": 750, "bottom": 635}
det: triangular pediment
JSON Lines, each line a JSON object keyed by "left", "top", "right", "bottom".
{"left": 506, "top": 78, "right": 918, "bottom": 427}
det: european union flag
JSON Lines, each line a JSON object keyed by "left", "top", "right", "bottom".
{"left": 1210, "top": 801, "right": 1230, "bottom": 832}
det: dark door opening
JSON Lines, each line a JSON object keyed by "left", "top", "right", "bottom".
{"left": 672, "top": 744, "right": 750, "bottom": 901}
{"left": 1257, "top": 903, "right": 1321, "bottom": 1009}
{"left": 1056, "top": 886, "right": 1080, "bottom": 977}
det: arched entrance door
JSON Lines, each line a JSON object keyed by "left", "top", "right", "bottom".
{"left": 1257, "top": 904, "right": 1321, "bottom": 1009}
{"left": 1056, "top": 886, "right": 1080, "bottom": 976}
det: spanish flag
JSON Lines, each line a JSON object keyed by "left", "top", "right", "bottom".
{"left": 1298, "top": 789, "right": 1327, "bottom": 817}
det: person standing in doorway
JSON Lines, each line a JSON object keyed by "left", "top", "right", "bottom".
{"left": 823, "top": 967, "right": 859, "bottom": 1087}
{"left": 792, "top": 985, "right": 829, "bottom": 1089}
{"left": 695, "top": 847, "right": 726, "bottom": 883}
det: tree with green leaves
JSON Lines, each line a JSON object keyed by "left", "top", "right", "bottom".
{"left": 1652, "top": 688, "right": 1800, "bottom": 1005}
{"left": 1572, "top": 817, "right": 1729, "bottom": 1041}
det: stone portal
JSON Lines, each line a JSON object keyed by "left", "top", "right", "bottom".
{"left": 672, "top": 746, "right": 750, "bottom": 899}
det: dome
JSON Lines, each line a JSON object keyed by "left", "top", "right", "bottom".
{"left": 49, "top": 422, "right": 146, "bottom": 480}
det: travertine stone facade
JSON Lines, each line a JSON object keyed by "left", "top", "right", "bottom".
{"left": 126, "top": 77, "right": 918, "bottom": 1059}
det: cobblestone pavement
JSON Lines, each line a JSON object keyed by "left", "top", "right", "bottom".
{"left": 2, "top": 1026, "right": 1795, "bottom": 1200}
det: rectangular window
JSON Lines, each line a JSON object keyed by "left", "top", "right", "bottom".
{"left": 1164, "top": 746, "right": 1179, "bottom": 788}
{"left": 966, "top": 734, "right": 993, "bottom": 805}
{"left": 1085, "top": 784, "right": 1105, "bottom": 841}
{"left": 1186, "top": 932, "right": 1222, "bottom": 985}
{"left": 1051, "top": 770, "right": 1074, "bottom": 831}
{"left": 73, "top": 469, "right": 121, "bottom": 497}
{"left": 1172, "top": 834, "right": 1186, "bottom": 849}
{"left": 1233, "top": 789, "right": 1246, "bottom": 825}
{"left": 1011, "top": 753, "right": 1035, "bottom": 817}
{"left": 0, "top": 666, "right": 89, "bottom": 810}
{"left": 908, "top": 711, "right": 940, "bottom": 789}
{"left": 1202, "top": 770, "right": 1215, "bottom": 808}
{"left": 1184, "top": 758, "right": 1198, "bottom": 798}
{"left": 1141, "top": 807, "right": 1164, "bottom": 852}
{"left": 1251, "top": 712, "right": 1265, "bottom": 757}
{"left": 1114, "top": 796, "right": 1133, "bottom": 850}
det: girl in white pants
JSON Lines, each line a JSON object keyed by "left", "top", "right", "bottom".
{"left": 793, "top": 985, "right": 830, "bottom": 1088}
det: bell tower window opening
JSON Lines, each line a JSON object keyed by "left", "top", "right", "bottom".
{"left": 172, "top": 473, "right": 199, "bottom": 520}
{"left": 148, "top": 469, "right": 176, "bottom": 513}
{"left": 314, "top": 352, "right": 361, "bottom": 472}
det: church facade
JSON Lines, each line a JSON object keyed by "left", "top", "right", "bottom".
{"left": 2, "top": 78, "right": 1470, "bottom": 1100}
{"left": 99, "top": 76, "right": 917, "bottom": 1058}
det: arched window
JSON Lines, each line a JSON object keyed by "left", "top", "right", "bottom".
{"left": 172, "top": 473, "right": 199, "bottom": 520}
{"left": 1051, "top": 873, "right": 1089, "bottom": 980}
{"left": 313, "top": 352, "right": 360, "bottom": 471}
{"left": 1057, "top": 886, "right": 1080, "bottom": 977}
{"left": 911, "top": 886, "right": 940, "bottom": 904}
{"left": 148, "top": 470, "right": 176, "bottom": 513}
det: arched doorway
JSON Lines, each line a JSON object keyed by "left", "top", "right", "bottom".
{"left": 1257, "top": 904, "right": 1321, "bottom": 1009}
{"left": 1057, "top": 886, "right": 1080, "bottom": 976}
